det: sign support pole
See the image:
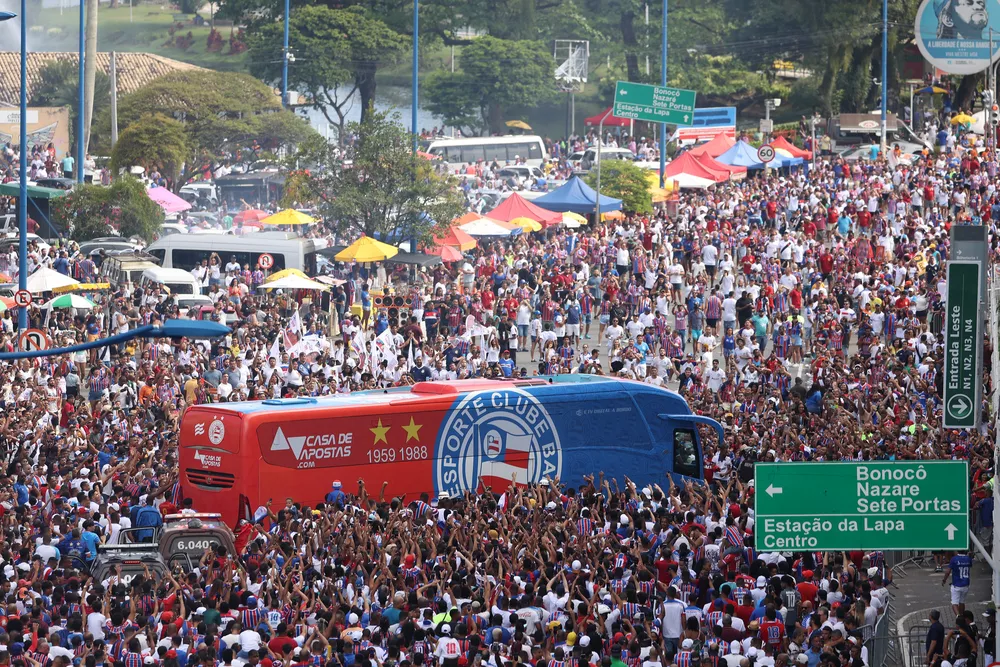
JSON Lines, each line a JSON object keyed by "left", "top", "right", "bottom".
{"left": 659, "top": 0, "right": 667, "bottom": 188}
{"left": 594, "top": 108, "right": 612, "bottom": 224}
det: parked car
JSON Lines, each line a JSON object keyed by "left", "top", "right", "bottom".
{"left": 33, "top": 177, "right": 75, "bottom": 190}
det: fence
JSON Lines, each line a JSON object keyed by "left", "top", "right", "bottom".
{"left": 862, "top": 598, "right": 897, "bottom": 667}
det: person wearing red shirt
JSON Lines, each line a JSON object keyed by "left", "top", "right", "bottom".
{"left": 758, "top": 607, "right": 786, "bottom": 651}
{"left": 819, "top": 251, "right": 834, "bottom": 278}
{"left": 796, "top": 570, "right": 819, "bottom": 604}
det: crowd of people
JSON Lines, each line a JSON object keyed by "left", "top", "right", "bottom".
{"left": 0, "top": 111, "right": 992, "bottom": 667}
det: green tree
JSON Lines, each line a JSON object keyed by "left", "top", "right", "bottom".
{"left": 247, "top": 6, "right": 404, "bottom": 129}
{"left": 31, "top": 60, "right": 110, "bottom": 150}
{"left": 95, "top": 70, "right": 317, "bottom": 187}
{"left": 585, "top": 160, "right": 651, "bottom": 214}
{"left": 424, "top": 36, "right": 556, "bottom": 134}
{"left": 110, "top": 114, "right": 189, "bottom": 183}
{"left": 54, "top": 177, "right": 164, "bottom": 242}
{"left": 292, "top": 109, "right": 464, "bottom": 242}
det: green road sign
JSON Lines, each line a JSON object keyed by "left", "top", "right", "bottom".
{"left": 754, "top": 461, "right": 968, "bottom": 551}
{"left": 612, "top": 81, "right": 697, "bottom": 125}
{"left": 944, "top": 260, "right": 983, "bottom": 429}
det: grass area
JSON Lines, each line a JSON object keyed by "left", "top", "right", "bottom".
{"left": 32, "top": 3, "right": 248, "bottom": 71}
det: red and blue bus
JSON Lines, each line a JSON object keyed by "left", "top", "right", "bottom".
{"left": 178, "top": 375, "right": 723, "bottom": 524}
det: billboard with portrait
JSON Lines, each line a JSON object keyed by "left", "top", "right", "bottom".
{"left": 914, "top": 0, "right": 1000, "bottom": 74}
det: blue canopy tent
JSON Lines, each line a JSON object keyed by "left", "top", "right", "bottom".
{"left": 533, "top": 176, "right": 623, "bottom": 214}
{"left": 716, "top": 141, "right": 766, "bottom": 169}
{"left": 717, "top": 141, "right": 805, "bottom": 170}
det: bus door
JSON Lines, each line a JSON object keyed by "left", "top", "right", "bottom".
{"left": 657, "top": 413, "right": 724, "bottom": 482}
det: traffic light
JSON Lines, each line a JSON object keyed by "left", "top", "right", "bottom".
{"left": 991, "top": 103, "right": 1000, "bottom": 126}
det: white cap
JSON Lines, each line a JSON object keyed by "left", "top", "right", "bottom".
{"left": 580, "top": 636, "right": 591, "bottom": 648}
{"left": 747, "top": 648, "right": 758, "bottom": 658}
{"left": 730, "top": 642, "right": 741, "bottom": 655}
{"left": 440, "top": 624, "right": 451, "bottom": 635}
{"left": 545, "top": 501, "right": 558, "bottom": 510}
{"left": 867, "top": 567, "right": 879, "bottom": 577}
{"left": 681, "top": 639, "right": 694, "bottom": 649}
{"left": 620, "top": 513, "right": 630, "bottom": 524}
{"left": 347, "top": 613, "right": 359, "bottom": 625}
{"left": 572, "top": 560, "right": 582, "bottom": 571}
{"left": 796, "top": 654, "right": 809, "bottom": 664}
{"left": 756, "top": 576, "right": 767, "bottom": 588}
{"left": 195, "top": 607, "right": 207, "bottom": 615}
{"left": 597, "top": 604, "right": 611, "bottom": 615}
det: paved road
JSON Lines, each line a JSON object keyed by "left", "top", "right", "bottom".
{"left": 894, "top": 551, "right": 993, "bottom": 667}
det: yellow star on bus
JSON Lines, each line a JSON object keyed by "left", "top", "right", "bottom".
{"left": 370, "top": 419, "right": 390, "bottom": 444}
{"left": 402, "top": 417, "right": 422, "bottom": 442}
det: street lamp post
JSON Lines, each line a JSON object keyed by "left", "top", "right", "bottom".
{"left": 78, "top": 0, "right": 84, "bottom": 184}
{"left": 594, "top": 108, "right": 613, "bottom": 223}
{"left": 17, "top": 0, "right": 27, "bottom": 331}
{"left": 880, "top": 0, "right": 887, "bottom": 150}
{"left": 411, "top": 0, "right": 419, "bottom": 154}
{"left": 281, "top": 0, "right": 289, "bottom": 107}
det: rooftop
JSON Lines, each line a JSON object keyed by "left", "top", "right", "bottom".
{"left": 0, "top": 51, "right": 205, "bottom": 102}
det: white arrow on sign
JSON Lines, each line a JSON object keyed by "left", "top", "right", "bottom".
{"left": 945, "top": 523, "right": 957, "bottom": 540}
{"left": 766, "top": 484, "right": 783, "bottom": 497}
{"left": 683, "top": 114, "right": 690, "bottom": 122}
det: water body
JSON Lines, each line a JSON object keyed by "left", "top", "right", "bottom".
{"left": 299, "top": 84, "right": 444, "bottom": 139}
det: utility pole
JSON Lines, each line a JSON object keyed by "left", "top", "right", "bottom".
{"left": 82, "top": 0, "right": 98, "bottom": 157}
{"left": 880, "top": 0, "right": 887, "bottom": 150}
{"left": 109, "top": 50, "right": 118, "bottom": 148}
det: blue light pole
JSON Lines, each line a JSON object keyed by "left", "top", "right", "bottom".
{"left": 18, "top": 0, "right": 27, "bottom": 331}
{"left": 280, "top": 0, "right": 289, "bottom": 107}
{"left": 659, "top": 0, "right": 667, "bottom": 188}
{"left": 411, "top": 0, "right": 418, "bottom": 154}
{"left": 78, "top": 0, "right": 84, "bottom": 181}
{"left": 880, "top": 0, "right": 887, "bottom": 150}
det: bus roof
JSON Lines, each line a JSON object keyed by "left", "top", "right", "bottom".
{"left": 200, "top": 375, "right": 692, "bottom": 416}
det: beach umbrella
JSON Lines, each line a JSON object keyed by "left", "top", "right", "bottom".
{"left": 505, "top": 120, "right": 532, "bottom": 130}
{"left": 509, "top": 216, "right": 543, "bottom": 232}
{"left": 233, "top": 209, "right": 270, "bottom": 225}
{"left": 264, "top": 268, "right": 308, "bottom": 283}
{"left": 334, "top": 236, "right": 399, "bottom": 263}
{"left": 459, "top": 218, "right": 520, "bottom": 237}
{"left": 44, "top": 293, "right": 95, "bottom": 310}
{"left": 951, "top": 114, "right": 975, "bottom": 125}
{"left": 602, "top": 210, "right": 625, "bottom": 221}
{"left": 262, "top": 209, "right": 316, "bottom": 226}
{"left": 434, "top": 225, "right": 477, "bottom": 251}
{"left": 26, "top": 267, "right": 79, "bottom": 293}
{"left": 258, "top": 275, "right": 329, "bottom": 291}
{"left": 427, "top": 245, "right": 464, "bottom": 262}
{"left": 916, "top": 86, "right": 948, "bottom": 94}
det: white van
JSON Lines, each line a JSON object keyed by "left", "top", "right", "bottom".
{"left": 427, "top": 135, "right": 548, "bottom": 170}
{"left": 139, "top": 267, "right": 201, "bottom": 296}
{"left": 146, "top": 231, "right": 321, "bottom": 273}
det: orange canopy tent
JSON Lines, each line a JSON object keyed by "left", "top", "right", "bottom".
{"left": 487, "top": 193, "right": 563, "bottom": 227}
{"left": 687, "top": 133, "right": 736, "bottom": 158}
{"left": 770, "top": 135, "right": 812, "bottom": 160}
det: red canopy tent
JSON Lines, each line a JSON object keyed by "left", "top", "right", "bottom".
{"left": 770, "top": 135, "right": 812, "bottom": 160}
{"left": 487, "top": 193, "right": 563, "bottom": 227}
{"left": 687, "top": 133, "right": 736, "bottom": 158}
{"left": 664, "top": 152, "right": 728, "bottom": 183}
{"left": 694, "top": 153, "right": 746, "bottom": 180}
{"left": 583, "top": 107, "right": 632, "bottom": 127}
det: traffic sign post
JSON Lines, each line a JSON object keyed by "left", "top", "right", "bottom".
{"left": 612, "top": 81, "right": 697, "bottom": 125}
{"left": 13, "top": 289, "right": 31, "bottom": 308}
{"left": 757, "top": 145, "right": 776, "bottom": 163}
{"left": 754, "top": 461, "right": 969, "bottom": 551}
{"left": 258, "top": 253, "right": 274, "bottom": 270}
{"left": 944, "top": 260, "right": 983, "bottom": 429}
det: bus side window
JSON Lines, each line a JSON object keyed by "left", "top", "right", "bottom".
{"left": 673, "top": 428, "right": 699, "bottom": 477}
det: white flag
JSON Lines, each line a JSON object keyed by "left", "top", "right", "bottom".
{"left": 268, "top": 335, "right": 281, "bottom": 363}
